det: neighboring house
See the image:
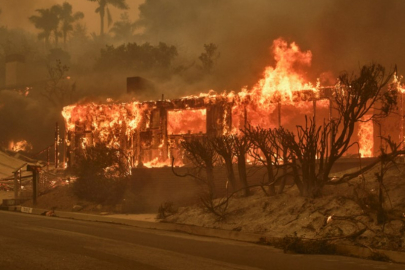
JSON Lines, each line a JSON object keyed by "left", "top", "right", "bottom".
{"left": 0, "top": 150, "right": 41, "bottom": 180}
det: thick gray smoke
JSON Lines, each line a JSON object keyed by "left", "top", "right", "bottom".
{"left": 1, "top": 0, "right": 405, "bottom": 152}
{"left": 136, "top": 0, "right": 405, "bottom": 90}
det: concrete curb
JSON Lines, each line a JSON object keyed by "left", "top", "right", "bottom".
{"left": 4, "top": 206, "right": 405, "bottom": 264}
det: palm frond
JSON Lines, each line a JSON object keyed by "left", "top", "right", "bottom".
{"left": 108, "top": 0, "right": 129, "bottom": 10}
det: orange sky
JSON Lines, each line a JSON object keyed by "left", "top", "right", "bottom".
{"left": 0, "top": 0, "right": 144, "bottom": 34}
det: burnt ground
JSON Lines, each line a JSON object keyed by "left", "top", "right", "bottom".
{"left": 20, "top": 163, "right": 405, "bottom": 252}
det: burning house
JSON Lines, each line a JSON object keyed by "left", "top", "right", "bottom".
{"left": 61, "top": 39, "right": 405, "bottom": 171}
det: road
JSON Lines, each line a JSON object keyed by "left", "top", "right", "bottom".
{"left": 0, "top": 211, "right": 403, "bottom": 270}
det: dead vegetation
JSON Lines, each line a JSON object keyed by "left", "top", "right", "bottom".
{"left": 165, "top": 162, "right": 405, "bottom": 252}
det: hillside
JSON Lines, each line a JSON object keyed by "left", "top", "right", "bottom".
{"left": 165, "top": 164, "right": 405, "bottom": 252}
{"left": 20, "top": 162, "right": 405, "bottom": 252}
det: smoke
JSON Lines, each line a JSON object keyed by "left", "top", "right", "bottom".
{"left": 0, "top": 90, "right": 61, "bottom": 152}
{"left": 0, "top": 0, "right": 58, "bottom": 30}
{"left": 0, "top": 0, "right": 143, "bottom": 34}
{"left": 135, "top": 0, "right": 405, "bottom": 92}
{"left": 2, "top": 0, "right": 405, "bottom": 152}
{"left": 310, "top": 0, "right": 405, "bottom": 75}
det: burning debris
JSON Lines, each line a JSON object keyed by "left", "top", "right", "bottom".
{"left": 8, "top": 140, "right": 33, "bottom": 152}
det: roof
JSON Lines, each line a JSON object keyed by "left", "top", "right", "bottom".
{"left": 0, "top": 150, "right": 40, "bottom": 180}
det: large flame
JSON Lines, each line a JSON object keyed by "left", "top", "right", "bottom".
{"left": 62, "top": 102, "right": 144, "bottom": 148}
{"left": 252, "top": 38, "right": 314, "bottom": 103}
{"left": 231, "top": 38, "right": 317, "bottom": 131}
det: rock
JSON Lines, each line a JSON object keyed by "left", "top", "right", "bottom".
{"left": 72, "top": 205, "right": 83, "bottom": 211}
{"left": 96, "top": 204, "right": 103, "bottom": 210}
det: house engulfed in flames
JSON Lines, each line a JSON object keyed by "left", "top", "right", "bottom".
{"left": 61, "top": 38, "right": 405, "bottom": 169}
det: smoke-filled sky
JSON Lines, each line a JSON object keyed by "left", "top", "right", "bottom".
{"left": 125, "top": 0, "right": 405, "bottom": 90}
{"left": 0, "top": 0, "right": 143, "bottom": 34}
{"left": 2, "top": 0, "right": 405, "bottom": 82}
{"left": 2, "top": 0, "right": 405, "bottom": 152}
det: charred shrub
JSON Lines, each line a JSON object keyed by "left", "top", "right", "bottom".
{"left": 71, "top": 144, "right": 129, "bottom": 204}
{"left": 276, "top": 232, "right": 336, "bottom": 254}
{"left": 157, "top": 201, "right": 177, "bottom": 219}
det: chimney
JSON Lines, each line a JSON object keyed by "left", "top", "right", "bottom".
{"left": 127, "top": 76, "right": 155, "bottom": 94}
{"left": 5, "top": 54, "right": 25, "bottom": 87}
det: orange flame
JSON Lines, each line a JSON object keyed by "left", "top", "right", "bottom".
{"left": 231, "top": 38, "right": 317, "bottom": 131}
{"left": 358, "top": 116, "right": 374, "bottom": 157}
{"left": 168, "top": 109, "right": 206, "bottom": 135}
{"left": 251, "top": 38, "right": 314, "bottom": 103}
{"left": 9, "top": 140, "right": 33, "bottom": 152}
{"left": 142, "top": 157, "right": 184, "bottom": 168}
{"left": 62, "top": 102, "right": 144, "bottom": 148}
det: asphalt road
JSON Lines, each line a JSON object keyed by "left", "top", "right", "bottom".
{"left": 0, "top": 211, "right": 403, "bottom": 270}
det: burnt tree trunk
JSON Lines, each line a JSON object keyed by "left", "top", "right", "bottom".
{"left": 206, "top": 165, "right": 216, "bottom": 199}
{"left": 237, "top": 154, "right": 250, "bottom": 196}
{"left": 225, "top": 160, "right": 236, "bottom": 191}
{"left": 266, "top": 161, "right": 276, "bottom": 196}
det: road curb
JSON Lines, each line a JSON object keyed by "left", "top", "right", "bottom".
{"left": 4, "top": 205, "right": 405, "bottom": 264}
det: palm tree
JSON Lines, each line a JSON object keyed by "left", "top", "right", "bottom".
{"left": 58, "top": 2, "right": 84, "bottom": 45}
{"left": 88, "top": 0, "right": 129, "bottom": 37}
{"left": 29, "top": 8, "right": 59, "bottom": 48}
{"left": 50, "top": 5, "right": 63, "bottom": 47}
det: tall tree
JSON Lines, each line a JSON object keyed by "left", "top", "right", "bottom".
{"left": 29, "top": 8, "right": 59, "bottom": 47}
{"left": 323, "top": 64, "right": 396, "bottom": 184}
{"left": 88, "top": 0, "right": 129, "bottom": 37}
{"left": 278, "top": 64, "right": 397, "bottom": 198}
{"left": 50, "top": 5, "right": 62, "bottom": 47}
{"left": 58, "top": 2, "right": 84, "bottom": 45}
